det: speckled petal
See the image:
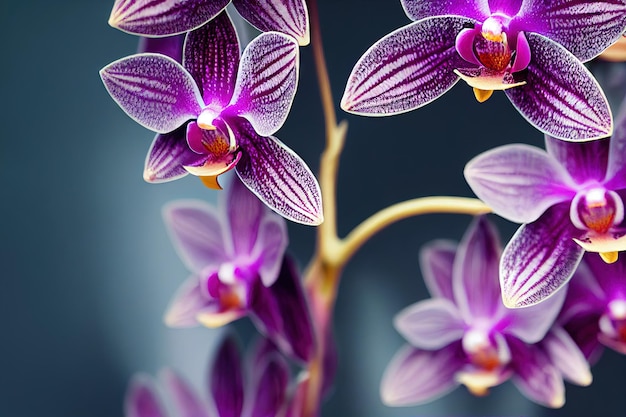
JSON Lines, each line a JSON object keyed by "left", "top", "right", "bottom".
{"left": 109, "top": 0, "right": 230, "bottom": 36}
{"left": 506, "top": 285, "right": 566, "bottom": 343}
{"left": 400, "top": 0, "right": 489, "bottom": 21}
{"left": 144, "top": 127, "right": 206, "bottom": 183}
{"left": 505, "top": 33, "right": 613, "bottom": 141}
{"left": 100, "top": 54, "right": 203, "bottom": 133}
{"left": 233, "top": 0, "right": 310, "bottom": 45}
{"left": 341, "top": 17, "right": 472, "bottom": 116}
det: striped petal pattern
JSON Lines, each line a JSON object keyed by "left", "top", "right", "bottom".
{"left": 144, "top": 127, "right": 206, "bottom": 183}
{"left": 505, "top": 33, "right": 613, "bottom": 141}
{"left": 233, "top": 0, "right": 310, "bottom": 45}
{"left": 100, "top": 54, "right": 203, "bottom": 133}
{"left": 109, "top": 0, "right": 230, "bottom": 36}
{"left": 229, "top": 32, "right": 300, "bottom": 137}
{"left": 340, "top": 17, "right": 471, "bottom": 115}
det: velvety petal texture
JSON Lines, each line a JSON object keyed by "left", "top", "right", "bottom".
{"left": 464, "top": 144, "right": 576, "bottom": 223}
{"left": 341, "top": 17, "right": 471, "bottom": 115}
{"left": 233, "top": 0, "right": 310, "bottom": 45}
{"left": 505, "top": 33, "right": 613, "bottom": 141}
{"left": 100, "top": 54, "right": 203, "bottom": 134}
{"left": 545, "top": 136, "right": 610, "bottom": 184}
{"left": 144, "top": 128, "right": 206, "bottom": 183}
{"left": 109, "top": 0, "right": 230, "bottom": 36}
{"left": 400, "top": 0, "right": 489, "bottom": 21}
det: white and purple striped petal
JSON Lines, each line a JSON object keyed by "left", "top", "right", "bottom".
{"left": 464, "top": 144, "right": 577, "bottom": 223}
{"left": 228, "top": 32, "right": 299, "bottom": 137}
{"left": 515, "top": 0, "right": 626, "bottom": 62}
{"left": 505, "top": 33, "right": 613, "bottom": 141}
{"left": 234, "top": 124, "right": 323, "bottom": 225}
{"left": 109, "top": 0, "right": 230, "bottom": 37}
{"left": 144, "top": 128, "right": 207, "bottom": 183}
{"left": 100, "top": 54, "right": 203, "bottom": 134}
{"left": 500, "top": 205, "right": 585, "bottom": 308}
{"left": 545, "top": 135, "right": 610, "bottom": 184}
{"left": 210, "top": 337, "right": 244, "bottom": 417}
{"left": 233, "top": 0, "right": 310, "bottom": 46}
{"left": 419, "top": 240, "right": 457, "bottom": 301}
{"left": 125, "top": 375, "right": 168, "bottom": 417}
{"left": 183, "top": 11, "right": 240, "bottom": 108}
{"left": 380, "top": 343, "right": 462, "bottom": 406}
{"left": 341, "top": 17, "right": 472, "bottom": 116}
{"left": 400, "top": 0, "right": 489, "bottom": 21}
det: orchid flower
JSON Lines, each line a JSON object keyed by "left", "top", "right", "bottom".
{"left": 101, "top": 12, "right": 322, "bottom": 225}
{"left": 109, "top": 0, "right": 310, "bottom": 46}
{"left": 341, "top": 0, "right": 626, "bottom": 141}
{"left": 464, "top": 99, "right": 626, "bottom": 308}
{"left": 381, "top": 217, "right": 590, "bottom": 408}
{"left": 162, "top": 176, "right": 314, "bottom": 362}
{"left": 559, "top": 254, "right": 626, "bottom": 360}
{"left": 126, "top": 336, "right": 292, "bottom": 417}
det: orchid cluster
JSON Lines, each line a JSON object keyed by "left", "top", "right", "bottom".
{"left": 101, "top": 0, "right": 626, "bottom": 415}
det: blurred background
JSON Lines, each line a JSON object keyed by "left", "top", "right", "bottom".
{"left": 2, "top": 1, "right": 625, "bottom": 416}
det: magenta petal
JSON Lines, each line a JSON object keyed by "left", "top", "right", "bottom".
{"left": 229, "top": 32, "right": 299, "bottom": 136}
{"left": 508, "top": 338, "right": 565, "bottom": 408}
{"left": 163, "top": 201, "right": 229, "bottom": 273}
{"left": 500, "top": 205, "right": 585, "bottom": 308}
{"left": 505, "top": 33, "right": 613, "bottom": 141}
{"left": 184, "top": 11, "right": 240, "bottom": 108}
{"left": 464, "top": 144, "right": 576, "bottom": 223}
{"left": 380, "top": 344, "right": 462, "bottom": 406}
{"left": 455, "top": 28, "right": 481, "bottom": 65}
{"left": 543, "top": 327, "right": 592, "bottom": 386}
{"left": 138, "top": 35, "right": 185, "bottom": 62}
{"left": 341, "top": 17, "right": 472, "bottom": 115}
{"left": 109, "top": 0, "right": 230, "bottom": 36}
{"left": 585, "top": 252, "right": 626, "bottom": 296}
{"left": 233, "top": 0, "right": 310, "bottom": 46}
{"left": 160, "top": 369, "right": 208, "bottom": 417}
{"left": 255, "top": 217, "right": 288, "bottom": 287}
{"left": 488, "top": 0, "right": 523, "bottom": 16}
{"left": 453, "top": 217, "right": 504, "bottom": 320}
{"left": 125, "top": 375, "right": 167, "bottom": 417}
{"left": 225, "top": 175, "right": 265, "bottom": 255}
{"left": 210, "top": 336, "right": 244, "bottom": 417}
{"left": 235, "top": 125, "right": 323, "bottom": 225}
{"left": 545, "top": 135, "right": 610, "bottom": 184}
{"left": 505, "top": 285, "right": 566, "bottom": 343}
{"left": 510, "top": 31, "right": 531, "bottom": 73}
{"left": 419, "top": 240, "right": 457, "bottom": 301}
{"left": 394, "top": 299, "right": 465, "bottom": 350}
{"left": 249, "top": 355, "right": 290, "bottom": 417}
{"left": 606, "top": 103, "right": 626, "bottom": 188}
{"left": 144, "top": 127, "right": 206, "bottom": 183}
{"left": 100, "top": 54, "right": 203, "bottom": 134}
{"left": 516, "top": 0, "right": 626, "bottom": 62}
{"left": 400, "top": 0, "right": 489, "bottom": 21}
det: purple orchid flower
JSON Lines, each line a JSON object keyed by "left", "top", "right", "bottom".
{"left": 126, "top": 336, "right": 292, "bottom": 417}
{"left": 101, "top": 12, "right": 323, "bottom": 225}
{"left": 559, "top": 254, "right": 626, "bottom": 360}
{"left": 464, "top": 100, "right": 626, "bottom": 308}
{"left": 380, "top": 217, "right": 590, "bottom": 408}
{"left": 162, "top": 176, "right": 314, "bottom": 362}
{"left": 109, "top": 0, "right": 310, "bottom": 46}
{"left": 341, "top": 0, "right": 626, "bottom": 141}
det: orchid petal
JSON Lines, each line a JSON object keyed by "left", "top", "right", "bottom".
{"left": 511, "top": 31, "right": 531, "bottom": 73}
{"left": 543, "top": 327, "right": 593, "bottom": 386}
{"left": 515, "top": 0, "right": 626, "bottom": 62}
{"left": 419, "top": 240, "right": 457, "bottom": 301}
{"left": 210, "top": 336, "right": 244, "bottom": 417}
{"left": 249, "top": 279, "right": 284, "bottom": 343}
{"left": 606, "top": 101, "right": 626, "bottom": 188}
{"left": 163, "top": 201, "right": 229, "bottom": 273}
{"left": 144, "top": 127, "right": 206, "bottom": 183}
{"left": 228, "top": 32, "right": 299, "bottom": 136}
{"left": 488, "top": 0, "right": 523, "bottom": 16}
{"left": 380, "top": 344, "right": 462, "bottom": 406}
{"left": 573, "top": 230, "right": 626, "bottom": 254}
{"left": 255, "top": 217, "right": 288, "bottom": 287}
{"left": 585, "top": 252, "right": 626, "bottom": 296}
{"left": 545, "top": 135, "right": 610, "bottom": 184}
{"left": 454, "top": 67, "right": 526, "bottom": 90}
{"left": 125, "top": 375, "right": 167, "bottom": 417}
{"left": 109, "top": 0, "right": 230, "bottom": 37}
{"left": 183, "top": 152, "right": 241, "bottom": 177}
{"left": 197, "top": 308, "right": 247, "bottom": 328}
{"left": 500, "top": 205, "right": 585, "bottom": 308}
{"left": 249, "top": 355, "right": 290, "bottom": 417}
{"left": 160, "top": 369, "right": 208, "bottom": 417}
{"left": 464, "top": 144, "right": 576, "bottom": 223}
{"left": 505, "top": 285, "right": 566, "bottom": 343}
{"left": 184, "top": 11, "right": 240, "bottom": 108}
{"left": 394, "top": 299, "right": 465, "bottom": 350}
{"left": 100, "top": 54, "right": 203, "bottom": 134}
{"left": 235, "top": 124, "right": 323, "bottom": 225}
{"left": 505, "top": 33, "right": 613, "bottom": 141}
{"left": 508, "top": 338, "right": 565, "bottom": 408}
{"left": 341, "top": 17, "right": 471, "bottom": 115}
{"left": 225, "top": 175, "right": 265, "bottom": 255}
{"left": 164, "top": 276, "right": 212, "bottom": 327}
{"left": 453, "top": 217, "right": 504, "bottom": 320}
{"left": 455, "top": 28, "right": 481, "bottom": 66}
{"left": 400, "top": 0, "right": 489, "bottom": 21}
{"left": 138, "top": 35, "right": 184, "bottom": 62}
{"left": 233, "top": 0, "right": 310, "bottom": 46}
